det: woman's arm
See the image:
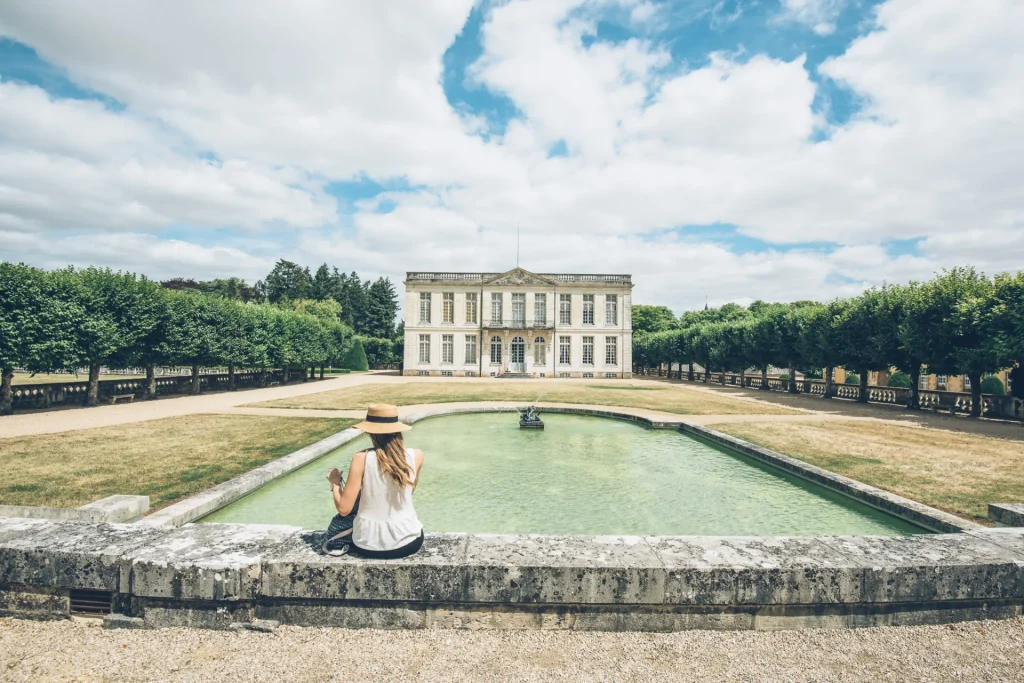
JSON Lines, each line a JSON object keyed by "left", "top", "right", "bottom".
{"left": 411, "top": 448, "right": 425, "bottom": 493}
{"left": 333, "top": 451, "right": 366, "bottom": 515}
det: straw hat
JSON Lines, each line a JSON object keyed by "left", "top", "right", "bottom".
{"left": 354, "top": 403, "right": 411, "bottom": 434}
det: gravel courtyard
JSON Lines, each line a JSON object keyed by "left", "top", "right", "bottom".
{"left": 1, "top": 617, "right": 1022, "bottom": 682}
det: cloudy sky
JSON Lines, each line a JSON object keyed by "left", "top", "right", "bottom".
{"left": 1, "top": 0, "right": 1021, "bottom": 313}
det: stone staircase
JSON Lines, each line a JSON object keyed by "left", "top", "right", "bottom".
{"left": 498, "top": 371, "right": 533, "bottom": 379}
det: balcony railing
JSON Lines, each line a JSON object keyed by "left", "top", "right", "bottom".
{"left": 484, "top": 319, "right": 555, "bottom": 330}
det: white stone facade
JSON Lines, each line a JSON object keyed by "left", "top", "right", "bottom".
{"left": 403, "top": 268, "right": 633, "bottom": 378}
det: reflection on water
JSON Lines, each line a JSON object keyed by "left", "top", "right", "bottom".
{"left": 202, "top": 413, "right": 924, "bottom": 536}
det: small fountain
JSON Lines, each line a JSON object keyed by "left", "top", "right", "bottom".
{"left": 518, "top": 406, "right": 544, "bottom": 429}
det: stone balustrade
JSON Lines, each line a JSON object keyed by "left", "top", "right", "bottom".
{"left": 642, "top": 368, "right": 1023, "bottom": 421}
{"left": 9, "top": 370, "right": 286, "bottom": 411}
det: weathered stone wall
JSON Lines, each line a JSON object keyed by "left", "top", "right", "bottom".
{"left": 1, "top": 517, "right": 1022, "bottom": 631}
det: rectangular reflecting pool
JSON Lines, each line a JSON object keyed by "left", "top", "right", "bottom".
{"left": 201, "top": 413, "right": 927, "bottom": 536}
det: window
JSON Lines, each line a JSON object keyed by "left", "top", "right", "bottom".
{"left": 937, "top": 374, "right": 947, "bottom": 387}
{"left": 919, "top": 374, "right": 929, "bottom": 390}
{"left": 491, "top": 293, "right": 503, "bottom": 324}
{"left": 559, "top": 294, "right": 571, "bottom": 324}
{"left": 442, "top": 334, "right": 453, "bottom": 364}
{"left": 418, "top": 370, "right": 429, "bottom": 377}
{"left": 465, "top": 334, "right": 477, "bottom": 364}
{"left": 605, "top": 372, "right": 617, "bottom": 379}
{"left": 583, "top": 372, "right": 594, "bottom": 378}
{"left": 490, "top": 335, "right": 502, "bottom": 364}
{"left": 534, "top": 336, "right": 545, "bottom": 364}
{"left": 419, "top": 293, "right": 431, "bottom": 324}
{"left": 605, "top": 295, "right": 617, "bottom": 325}
{"left": 511, "top": 293, "right": 526, "bottom": 325}
{"left": 418, "top": 334, "right": 430, "bottom": 363}
{"left": 465, "top": 292, "right": 478, "bottom": 324}
{"left": 442, "top": 292, "right": 454, "bottom": 324}
{"left": 963, "top": 375, "right": 971, "bottom": 390}
{"left": 441, "top": 370, "right": 453, "bottom": 377}
{"left": 582, "top": 336, "right": 594, "bottom": 365}
{"left": 605, "top": 336, "right": 617, "bottom": 365}
{"left": 582, "top": 295, "right": 595, "bottom": 325}
{"left": 559, "top": 335, "right": 571, "bottom": 365}
{"left": 534, "top": 294, "right": 547, "bottom": 324}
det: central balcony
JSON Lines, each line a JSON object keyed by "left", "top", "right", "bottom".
{"left": 483, "top": 319, "right": 555, "bottom": 330}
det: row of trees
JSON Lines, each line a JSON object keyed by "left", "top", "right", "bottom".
{"left": 632, "top": 267, "right": 1024, "bottom": 417}
{"left": 0, "top": 264, "right": 355, "bottom": 414}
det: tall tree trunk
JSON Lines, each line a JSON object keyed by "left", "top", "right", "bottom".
{"left": 788, "top": 363, "right": 798, "bottom": 393}
{"left": 703, "top": 359, "right": 710, "bottom": 383}
{"left": 760, "top": 365, "right": 770, "bottom": 391}
{"left": 145, "top": 364, "right": 156, "bottom": 400}
{"left": 259, "top": 368, "right": 267, "bottom": 387}
{"left": 823, "top": 365, "right": 834, "bottom": 399}
{"left": 283, "top": 365, "right": 290, "bottom": 383}
{"left": 858, "top": 369, "right": 869, "bottom": 403}
{"left": 739, "top": 367, "right": 746, "bottom": 387}
{"left": 908, "top": 366, "right": 921, "bottom": 410}
{"left": 228, "top": 365, "right": 236, "bottom": 391}
{"left": 319, "top": 365, "right": 325, "bottom": 380}
{"left": 86, "top": 363, "right": 101, "bottom": 406}
{"left": 0, "top": 367, "right": 13, "bottom": 415}
{"left": 687, "top": 362, "right": 694, "bottom": 381}
{"left": 1010, "top": 366, "right": 1023, "bottom": 400}
{"left": 969, "top": 372, "right": 983, "bottom": 417}
{"left": 720, "top": 369, "right": 727, "bottom": 385}
{"left": 191, "top": 363, "right": 201, "bottom": 394}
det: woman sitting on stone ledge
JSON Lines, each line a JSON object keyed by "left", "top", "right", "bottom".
{"left": 325, "top": 403, "right": 425, "bottom": 558}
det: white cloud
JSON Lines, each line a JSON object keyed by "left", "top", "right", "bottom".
{"left": 777, "top": 0, "right": 850, "bottom": 35}
{"left": 0, "top": 0, "right": 1022, "bottom": 311}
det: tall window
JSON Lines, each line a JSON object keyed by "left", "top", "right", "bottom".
{"left": 491, "top": 293, "right": 503, "bottom": 324}
{"left": 919, "top": 374, "right": 929, "bottom": 390}
{"left": 582, "top": 295, "right": 595, "bottom": 325}
{"left": 534, "top": 294, "right": 547, "bottom": 324}
{"left": 963, "top": 375, "right": 971, "bottom": 390}
{"left": 418, "top": 334, "right": 430, "bottom": 363}
{"left": 465, "top": 334, "right": 477, "bottom": 364}
{"left": 605, "top": 336, "right": 617, "bottom": 365}
{"left": 465, "top": 292, "right": 478, "bottom": 324}
{"left": 937, "top": 374, "right": 947, "bottom": 387}
{"left": 490, "top": 335, "right": 502, "bottom": 364}
{"left": 511, "top": 293, "right": 526, "bottom": 325}
{"left": 605, "top": 295, "right": 617, "bottom": 325}
{"left": 419, "top": 292, "right": 431, "bottom": 324}
{"left": 442, "top": 334, "right": 453, "bottom": 364}
{"left": 559, "top": 336, "right": 571, "bottom": 365}
{"left": 442, "top": 292, "right": 454, "bottom": 323}
{"left": 582, "top": 336, "right": 594, "bottom": 365}
{"left": 559, "top": 294, "right": 571, "bottom": 325}
{"left": 534, "top": 336, "right": 546, "bottom": 364}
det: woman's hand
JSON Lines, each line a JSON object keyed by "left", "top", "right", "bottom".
{"left": 326, "top": 468, "right": 342, "bottom": 489}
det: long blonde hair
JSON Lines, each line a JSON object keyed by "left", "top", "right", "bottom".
{"left": 369, "top": 432, "right": 414, "bottom": 488}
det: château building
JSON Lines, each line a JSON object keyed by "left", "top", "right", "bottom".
{"left": 403, "top": 268, "right": 633, "bottom": 378}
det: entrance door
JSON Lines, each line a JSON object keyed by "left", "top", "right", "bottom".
{"left": 511, "top": 293, "right": 526, "bottom": 326}
{"left": 510, "top": 336, "right": 526, "bottom": 373}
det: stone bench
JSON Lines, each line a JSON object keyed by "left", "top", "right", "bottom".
{"left": 1, "top": 518, "right": 1023, "bottom": 631}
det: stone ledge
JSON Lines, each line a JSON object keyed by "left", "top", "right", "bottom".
{"left": 2, "top": 519, "right": 1024, "bottom": 631}
{"left": 0, "top": 495, "right": 149, "bottom": 524}
{"left": 989, "top": 503, "right": 1024, "bottom": 527}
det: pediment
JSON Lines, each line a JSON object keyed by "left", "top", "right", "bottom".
{"left": 483, "top": 268, "right": 557, "bottom": 287}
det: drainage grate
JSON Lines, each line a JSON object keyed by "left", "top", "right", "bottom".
{"left": 70, "top": 589, "right": 113, "bottom": 616}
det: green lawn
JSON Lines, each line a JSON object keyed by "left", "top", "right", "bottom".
{"left": 251, "top": 380, "right": 798, "bottom": 416}
{"left": 0, "top": 414, "right": 355, "bottom": 509}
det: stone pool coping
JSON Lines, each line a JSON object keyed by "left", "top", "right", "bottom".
{"left": 1, "top": 517, "right": 1022, "bottom": 630}
{"left": 143, "top": 402, "right": 977, "bottom": 534}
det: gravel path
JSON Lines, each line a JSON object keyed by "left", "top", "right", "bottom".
{"left": 1, "top": 617, "right": 1022, "bottom": 682}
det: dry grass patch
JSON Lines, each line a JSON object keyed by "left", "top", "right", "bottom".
{"left": 710, "top": 419, "right": 1024, "bottom": 523}
{"left": 0, "top": 414, "right": 355, "bottom": 510}
{"left": 251, "top": 380, "right": 798, "bottom": 416}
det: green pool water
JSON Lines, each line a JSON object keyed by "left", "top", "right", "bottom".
{"left": 201, "top": 413, "right": 925, "bottom": 536}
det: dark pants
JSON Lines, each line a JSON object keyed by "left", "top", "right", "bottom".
{"left": 352, "top": 531, "right": 424, "bottom": 559}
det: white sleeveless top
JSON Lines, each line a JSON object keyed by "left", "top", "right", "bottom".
{"left": 352, "top": 448, "right": 423, "bottom": 551}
